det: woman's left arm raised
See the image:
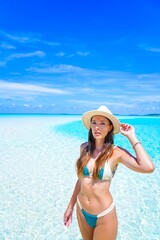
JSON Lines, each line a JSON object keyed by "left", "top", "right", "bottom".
{"left": 118, "top": 123, "right": 154, "bottom": 173}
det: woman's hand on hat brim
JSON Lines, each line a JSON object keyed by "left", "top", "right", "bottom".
{"left": 120, "top": 123, "right": 135, "bottom": 137}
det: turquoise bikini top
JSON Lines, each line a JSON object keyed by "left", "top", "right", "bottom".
{"left": 82, "top": 145, "right": 117, "bottom": 181}
{"left": 83, "top": 161, "right": 114, "bottom": 181}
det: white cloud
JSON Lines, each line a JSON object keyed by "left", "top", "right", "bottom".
{"left": 145, "top": 47, "right": 160, "bottom": 52}
{"left": 131, "top": 95, "right": 160, "bottom": 102}
{"left": 67, "top": 54, "right": 74, "bottom": 58}
{"left": 139, "top": 44, "right": 160, "bottom": 53}
{"left": 43, "top": 40, "right": 60, "bottom": 46}
{"left": 55, "top": 52, "right": 65, "bottom": 57}
{"left": 26, "top": 65, "right": 160, "bottom": 96}
{"left": 0, "top": 80, "right": 68, "bottom": 97}
{"left": 23, "top": 104, "right": 30, "bottom": 107}
{"left": 5, "top": 33, "right": 30, "bottom": 43}
{"left": 1, "top": 42, "right": 16, "bottom": 49}
{"left": 0, "top": 31, "right": 60, "bottom": 46}
{"left": 77, "top": 51, "right": 90, "bottom": 56}
{"left": 7, "top": 51, "right": 45, "bottom": 60}
{"left": 27, "top": 64, "right": 83, "bottom": 73}
{"left": 26, "top": 64, "right": 131, "bottom": 79}
{"left": 67, "top": 99, "right": 136, "bottom": 108}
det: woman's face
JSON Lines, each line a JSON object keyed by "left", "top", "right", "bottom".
{"left": 91, "top": 115, "right": 113, "bottom": 139}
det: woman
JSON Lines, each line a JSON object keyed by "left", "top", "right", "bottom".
{"left": 64, "top": 106, "right": 154, "bottom": 240}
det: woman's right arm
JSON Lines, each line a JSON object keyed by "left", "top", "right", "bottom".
{"left": 64, "top": 143, "right": 87, "bottom": 227}
{"left": 63, "top": 179, "right": 81, "bottom": 227}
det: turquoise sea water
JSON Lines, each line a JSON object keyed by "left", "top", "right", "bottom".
{"left": 0, "top": 115, "right": 159, "bottom": 240}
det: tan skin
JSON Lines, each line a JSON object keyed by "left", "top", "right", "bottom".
{"left": 64, "top": 115, "right": 154, "bottom": 240}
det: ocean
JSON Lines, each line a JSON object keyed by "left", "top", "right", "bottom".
{"left": 0, "top": 114, "right": 159, "bottom": 240}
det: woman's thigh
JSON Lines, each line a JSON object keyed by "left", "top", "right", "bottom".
{"left": 93, "top": 207, "right": 118, "bottom": 240}
{"left": 76, "top": 204, "right": 94, "bottom": 240}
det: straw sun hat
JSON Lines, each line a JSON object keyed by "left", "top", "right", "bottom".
{"left": 82, "top": 105, "right": 121, "bottom": 134}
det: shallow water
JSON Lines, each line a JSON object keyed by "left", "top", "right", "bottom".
{"left": 0, "top": 115, "right": 159, "bottom": 240}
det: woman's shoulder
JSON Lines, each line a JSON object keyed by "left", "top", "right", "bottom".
{"left": 113, "top": 145, "right": 125, "bottom": 153}
{"left": 114, "top": 145, "right": 129, "bottom": 153}
{"left": 113, "top": 145, "right": 132, "bottom": 162}
{"left": 112, "top": 145, "right": 124, "bottom": 158}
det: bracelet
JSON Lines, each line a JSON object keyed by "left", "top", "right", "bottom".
{"left": 132, "top": 141, "right": 141, "bottom": 149}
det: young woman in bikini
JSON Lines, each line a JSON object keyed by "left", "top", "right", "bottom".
{"left": 64, "top": 105, "right": 154, "bottom": 240}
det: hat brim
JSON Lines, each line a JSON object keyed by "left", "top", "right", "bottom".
{"left": 82, "top": 110, "right": 121, "bottom": 134}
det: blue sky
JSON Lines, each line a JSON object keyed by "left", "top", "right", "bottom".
{"left": 0, "top": 0, "right": 160, "bottom": 114}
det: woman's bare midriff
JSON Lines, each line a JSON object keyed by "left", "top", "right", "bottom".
{"left": 78, "top": 177, "right": 113, "bottom": 215}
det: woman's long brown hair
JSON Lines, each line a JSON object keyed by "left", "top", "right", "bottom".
{"left": 76, "top": 118, "right": 114, "bottom": 179}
